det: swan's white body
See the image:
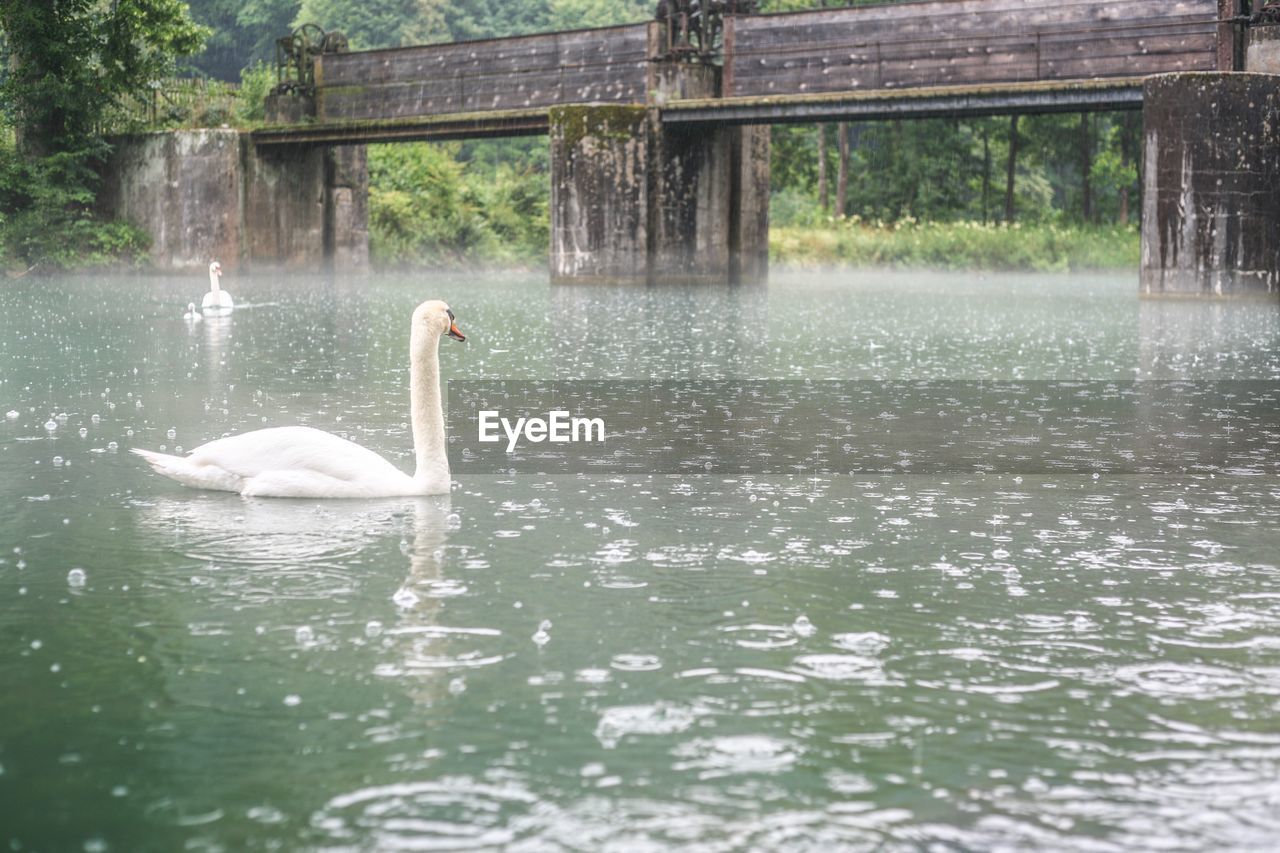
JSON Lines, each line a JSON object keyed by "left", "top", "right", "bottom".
{"left": 201, "top": 261, "right": 233, "bottom": 313}
{"left": 135, "top": 300, "right": 464, "bottom": 498}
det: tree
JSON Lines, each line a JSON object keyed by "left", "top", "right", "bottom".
{"left": 184, "top": 0, "right": 301, "bottom": 81}
{"left": 0, "top": 0, "right": 206, "bottom": 266}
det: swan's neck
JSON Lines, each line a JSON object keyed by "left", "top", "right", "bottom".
{"left": 209, "top": 270, "right": 221, "bottom": 294}
{"left": 410, "top": 329, "right": 448, "bottom": 485}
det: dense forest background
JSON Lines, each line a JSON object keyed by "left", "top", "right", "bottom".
{"left": 2, "top": 0, "right": 1140, "bottom": 270}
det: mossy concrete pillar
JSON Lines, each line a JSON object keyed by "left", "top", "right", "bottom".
{"left": 548, "top": 68, "right": 770, "bottom": 284}
{"left": 549, "top": 105, "right": 651, "bottom": 283}
{"left": 1141, "top": 73, "right": 1280, "bottom": 297}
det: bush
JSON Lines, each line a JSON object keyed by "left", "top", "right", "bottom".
{"left": 0, "top": 135, "right": 150, "bottom": 270}
{"left": 770, "top": 219, "right": 1138, "bottom": 272}
{"left": 368, "top": 142, "right": 548, "bottom": 268}
{"left": 235, "top": 62, "right": 275, "bottom": 126}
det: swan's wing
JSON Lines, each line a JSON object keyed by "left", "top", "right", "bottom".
{"left": 187, "top": 426, "right": 408, "bottom": 484}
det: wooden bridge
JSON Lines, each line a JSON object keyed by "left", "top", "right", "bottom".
{"left": 254, "top": 0, "right": 1230, "bottom": 146}
{"left": 233, "top": 0, "right": 1280, "bottom": 297}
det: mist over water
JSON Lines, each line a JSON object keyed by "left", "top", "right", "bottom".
{"left": 1, "top": 270, "right": 1279, "bottom": 850}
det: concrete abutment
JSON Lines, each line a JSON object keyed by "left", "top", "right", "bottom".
{"left": 98, "top": 129, "right": 368, "bottom": 272}
{"left": 1141, "top": 72, "right": 1280, "bottom": 297}
{"left": 550, "top": 55, "right": 771, "bottom": 285}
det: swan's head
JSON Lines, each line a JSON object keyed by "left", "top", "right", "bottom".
{"left": 413, "top": 300, "right": 465, "bottom": 343}
{"left": 209, "top": 261, "right": 222, "bottom": 277}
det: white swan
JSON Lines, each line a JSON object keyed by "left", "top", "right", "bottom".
{"left": 183, "top": 302, "right": 202, "bottom": 322}
{"left": 134, "top": 300, "right": 466, "bottom": 498}
{"left": 201, "top": 260, "right": 233, "bottom": 314}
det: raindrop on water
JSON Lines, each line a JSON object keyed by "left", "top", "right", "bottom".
{"left": 5, "top": 410, "right": 17, "bottom": 420}
{"left": 78, "top": 427, "right": 87, "bottom": 438}
{"left": 792, "top": 615, "right": 817, "bottom": 638}
{"left": 283, "top": 694, "right": 301, "bottom": 707}
{"left": 67, "top": 569, "right": 86, "bottom": 588}
{"left": 532, "top": 619, "right": 552, "bottom": 646}
{"left": 44, "top": 420, "right": 57, "bottom": 432}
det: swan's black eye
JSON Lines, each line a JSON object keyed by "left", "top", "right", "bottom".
{"left": 446, "top": 309, "right": 455, "bottom": 321}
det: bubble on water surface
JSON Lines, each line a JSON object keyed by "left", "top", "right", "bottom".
{"left": 246, "top": 805, "right": 286, "bottom": 825}
{"left": 5, "top": 410, "right": 18, "bottom": 420}
{"left": 78, "top": 427, "right": 87, "bottom": 438}
{"left": 283, "top": 694, "right": 301, "bottom": 707}
{"left": 391, "top": 587, "right": 419, "bottom": 608}
{"left": 91, "top": 413, "right": 101, "bottom": 424}
{"left": 52, "top": 456, "right": 63, "bottom": 467}
{"left": 107, "top": 442, "right": 118, "bottom": 452}
{"left": 67, "top": 568, "right": 86, "bottom": 588}
{"left": 44, "top": 420, "right": 57, "bottom": 432}
{"left": 792, "top": 615, "right": 817, "bottom": 637}
{"left": 610, "top": 653, "right": 661, "bottom": 671}
{"left": 532, "top": 619, "right": 552, "bottom": 646}
{"left": 595, "top": 702, "right": 702, "bottom": 749}
{"left": 166, "top": 428, "right": 176, "bottom": 440}
{"left": 294, "top": 626, "right": 314, "bottom": 645}
{"left": 364, "top": 620, "right": 383, "bottom": 638}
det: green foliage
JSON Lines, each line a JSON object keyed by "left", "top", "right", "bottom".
{"left": 546, "top": 0, "right": 650, "bottom": 29}
{"left": 0, "top": 134, "right": 150, "bottom": 269}
{"left": 368, "top": 142, "right": 548, "bottom": 268}
{"left": 235, "top": 62, "right": 277, "bottom": 124}
{"left": 0, "top": 0, "right": 204, "bottom": 267}
{"left": 184, "top": 0, "right": 300, "bottom": 80}
{"left": 293, "top": 0, "right": 421, "bottom": 49}
{"left": 771, "top": 220, "right": 1138, "bottom": 272}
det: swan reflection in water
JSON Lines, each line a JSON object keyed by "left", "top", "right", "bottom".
{"left": 136, "top": 494, "right": 459, "bottom": 702}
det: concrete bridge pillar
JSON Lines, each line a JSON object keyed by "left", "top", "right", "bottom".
{"left": 1141, "top": 73, "right": 1280, "bottom": 297}
{"left": 549, "top": 59, "right": 770, "bottom": 285}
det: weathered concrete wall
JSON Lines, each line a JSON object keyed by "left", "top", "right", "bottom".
{"left": 327, "top": 145, "right": 370, "bottom": 272}
{"left": 730, "top": 125, "right": 771, "bottom": 285}
{"left": 549, "top": 105, "right": 650, "bottom": 283}
{"left": 1246, "top": 24, "right": 1280, "bottom": 73}
{"left": 98, "top": 130, "right": 368, "bottom": 272}
{"left": 98, "top": 130, "right": 242, "bottom": 270}
{"left": 1141, "top": 73, "right": 1280, "bottom": 297}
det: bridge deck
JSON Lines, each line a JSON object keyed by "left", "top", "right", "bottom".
{"left": 253, "top": 78, "right": 1145, "bottom": 146}
{"left": 254, "top": 0, "right": 1224, "bottom": 146}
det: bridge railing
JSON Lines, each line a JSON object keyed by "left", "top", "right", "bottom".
{"left": 314, "top": 24, "right": 651, "bottom": 122}
{"left": 724, "top": 0, "right": 1219, "bottom": 97}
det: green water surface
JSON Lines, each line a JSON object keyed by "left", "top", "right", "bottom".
{"left": 1, "top": 271, "right": 1278, "bottom": 851}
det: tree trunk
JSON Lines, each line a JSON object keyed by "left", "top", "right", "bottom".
{"left": 1080, "top": 113, "right": 1093, "bottom": 223}
{"left": 817, "top": 124, "right": 829, "bottom": 211}
{"left": 1004, "top": 114, "right": 1019, "bottom": 223}
{"left": 836, "top": 121, "right": 850, "bottom": 217}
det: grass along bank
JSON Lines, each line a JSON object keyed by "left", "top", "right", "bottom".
{"left": 770, "top": 219, "right": 1139, "bottom": 272}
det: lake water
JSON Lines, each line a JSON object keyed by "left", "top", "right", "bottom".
{"left": 1, "top": 271, "right": 1278, "bottom": 851}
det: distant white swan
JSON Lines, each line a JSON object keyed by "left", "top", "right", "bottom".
{"left": 134, "top": 300, "right": 466, "bottom": 498}
{"left": 201, "top": 260, "right": 233, "bottom": 314}
{"left": 183, "top": 302, "right": 202, "bottom": 322}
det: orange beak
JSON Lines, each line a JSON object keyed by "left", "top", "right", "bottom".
{"left": 447, "top": 320, "right": 465, "bottom": 342}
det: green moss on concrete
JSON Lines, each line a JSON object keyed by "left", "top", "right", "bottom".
{"left": 550, "top": 104, "right": 648, "bottom": 148}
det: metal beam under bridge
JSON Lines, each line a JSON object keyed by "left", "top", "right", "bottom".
{"left": 252, "top": 79, "right": 1144, "bottom": 147}
{"left": 660, "top": 79, "right": 1145, "bottom": 127}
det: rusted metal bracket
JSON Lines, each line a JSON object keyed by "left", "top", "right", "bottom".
{"left": 273, "top": 24, "right": 349, "bottom": 97}
{"left": 654, "top": 0, "right": 758, "bottom": 62}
